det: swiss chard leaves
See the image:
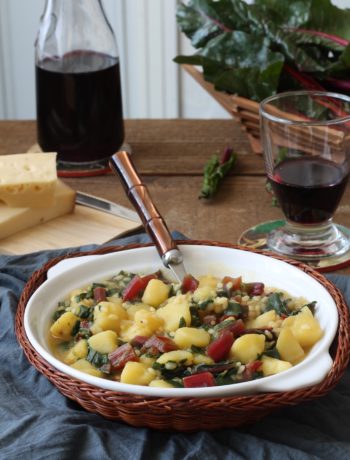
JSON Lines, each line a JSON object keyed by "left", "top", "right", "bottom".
{"left": 175, "top": 0, "right": 350, "bottom": 101}
{"left": 225, "top": 301, "right": 243, "bottom": 317}
{"left": 199, "top": 149, "right": 236, "bottom": 199}
{"left": 305, "top": 0, "right": 350, "bottom": 41}
{"left": 175, "top": 31, "right": 284, "bottom": 101}
{"left": 264, "top": 292, "right": 289, "bottom": 316}
{"left": 86, "top": 347, "right": 109, "bottom": 369}
{"left": 176, "top": 2, "right": 221, "bottom": 49}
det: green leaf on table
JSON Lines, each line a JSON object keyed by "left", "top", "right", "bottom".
{"left": 199, "top": 148, "right": 236, "bottom": 199}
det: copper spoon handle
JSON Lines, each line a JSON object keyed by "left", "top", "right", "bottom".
{"left": 109, "top": 151, "right": 185, "bottom": 277}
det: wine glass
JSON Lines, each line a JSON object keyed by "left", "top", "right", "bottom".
{"left": 260, "top": 90, "right": 350, "bottom": 261}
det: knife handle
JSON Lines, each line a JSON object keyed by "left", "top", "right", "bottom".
{"left": 109, "top": 151, "right": 181, "bottom": 263}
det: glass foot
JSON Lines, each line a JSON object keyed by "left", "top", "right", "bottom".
{"left": 57, "top": 157, "right": 110, "bottom": 178}
{"left": 267, "top": 221, "right": 350, "bottom": 260}
{"left": 238, "top": 220, "right": 350, "bottom": 271}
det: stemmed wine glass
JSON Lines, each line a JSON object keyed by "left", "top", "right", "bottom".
{"left": 260, "top": 90, "right": 350, "bottom": 261}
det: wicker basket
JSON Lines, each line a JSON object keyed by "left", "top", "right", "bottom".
{"left": 183, "top": 65, "right": 262, "bottom": 154}
{"left": 15, "top": 241, "right": 350, "bottom": 432}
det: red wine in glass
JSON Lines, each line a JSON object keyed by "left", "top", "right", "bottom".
{"left": 269, "top": 156, "right": 349, "bottom": 224}
{"left": 36, "top": 51, "right": 124, "bottom": 164}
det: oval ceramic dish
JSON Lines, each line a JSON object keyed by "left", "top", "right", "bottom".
{"left": 24, "top": 243, "right": 339, "bottom": 398}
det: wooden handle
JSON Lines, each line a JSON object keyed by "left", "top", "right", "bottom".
{"left": 109, "top": 151, "right": 178, "bottom": 258}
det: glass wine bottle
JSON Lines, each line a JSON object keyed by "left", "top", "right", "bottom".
{"left": 35, "top": 0, "right": 124, "bottom": 175}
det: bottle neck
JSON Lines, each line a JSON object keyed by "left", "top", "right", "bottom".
{"left": 36, "top": 0, "right": 118, "bottom": 63}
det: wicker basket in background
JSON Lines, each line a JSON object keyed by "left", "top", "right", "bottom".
{"left": 183, "top": 64, "right": 262, "bottom": 154}
{"left": 15, "top": 241, "right": 350, "bottom": 432}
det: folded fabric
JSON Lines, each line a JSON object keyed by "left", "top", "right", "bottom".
{"left": 0, "top": 232, "right": 349, "bottom": 460}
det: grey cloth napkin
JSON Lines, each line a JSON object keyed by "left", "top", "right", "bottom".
{"left": 0, "top": 232, "right": 349, "bottom": 460}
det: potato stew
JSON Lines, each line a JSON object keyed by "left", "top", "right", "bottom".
{"left": 49, "top": 270, "right": 323, "bottom": 388}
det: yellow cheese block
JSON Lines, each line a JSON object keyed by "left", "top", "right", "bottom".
{"left": 0, "top": 180, "right": 75, "bottom": 240}
{"left": 0, "top": 152, "right": 57, "bottom": 207}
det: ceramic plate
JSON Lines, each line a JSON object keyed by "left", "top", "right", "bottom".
{"left": 24, "top": 244, "right": 339, "bottom": 398}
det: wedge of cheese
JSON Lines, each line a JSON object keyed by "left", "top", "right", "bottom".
{"left": 0, "top": 180, "right": 75, "bottom": 240}
{"left": 0, "top": 152, "right": 57, "bottom": 207}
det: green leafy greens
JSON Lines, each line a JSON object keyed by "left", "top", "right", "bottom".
{"left": 174, "top": 0, "right": 350, "bottom": 101}
{"left": 199, "top": 146, "right": 236, "bottom": 199}
{"left": 264, "top": 292, "right": 289, "bottom": 316}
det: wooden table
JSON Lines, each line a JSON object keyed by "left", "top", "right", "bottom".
{"left": 1, "top": 119, "right": 350, "bottom": 273}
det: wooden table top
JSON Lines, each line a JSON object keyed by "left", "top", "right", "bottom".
{"left": 1, "top": 118, "right": 350, "bottom": 273}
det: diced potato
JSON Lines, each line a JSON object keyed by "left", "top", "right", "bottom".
{"left": 193, "top": 354, "right": 214, "bottom": 365}
{"left": 281, "top": 305, "right": 314, "bottom": 329}
{"left": 88, "top": 330, "right": 118, "bottom": 354}
{"left": 156, "top": 294, "right": 191, "bottom": 332}
{"left": 120, "top": 309, "right": 164, "bottom": 341}
{"left": 120, "top": 362, "right": 157, "bottom": 386}
{"left": 198, "top": 275, "right": 219, "bottom": 289}
{"left": 193, "top": 286, "right": 216, "bottom": 303}
{"left": 290, "top": 312, "right": 323, "bottom": 348}
{"left": 261, "top": 355, "right": 293, "bottom": 376}
{"left": 50, "top": 311, "right": 80, "bottom": 341}
{"left": 276, "top": 328, "right": 305, "bottom": 364}
{"left": 90, "top": 300, "right": 127, "bottom": 335}
{"left": 156, "top": 350, "right": 193, "bottom": 366}
{"left": 252, "top": 310, "right": 277, "bottom": 328}
{"left": 106, "top": 296, "right": 123, "bottom": 304}
{"left": 71, "top": 358, "right": 103, "bottom": 378}
{"left": 65, "top": 339, "right": 88, "bottom": 364}
{"left": 141, "top": 279, "right": 170, "bottom": 307}
{"left": 139, "top": 355, "right": 156, "bottom": 367}
{"left": 134, "top": 309, "right": 164, "bottom": 331}
{"left": 125, "top": 302, "right": 153, "bottom": 319}
{"left": 149, "top": 379, "right": 174, "bottom": 388}
{"left": 281, "top": 315, "right": 296, "bottom": 329}
{"left": 119, "top": 319, "right": 133, "bottom": 337}
{"left": 229, "top": 334, "right": 266, "bottom": 364}
{"left": 173, "top": 327, "right": 210, "bottom": 349}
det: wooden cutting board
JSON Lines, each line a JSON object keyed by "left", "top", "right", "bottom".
{"left": 0, "top": 205, "right": 142, "bottom": 255}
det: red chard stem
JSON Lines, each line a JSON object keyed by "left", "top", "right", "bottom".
{"left": 291, "top": 28, "right": 349, "bottom": 47}
{"left": 220, "top": 146, "right": 233, "bottom": 164}
{"left": 284, "top": 64, "right": 326, "bottom": 91}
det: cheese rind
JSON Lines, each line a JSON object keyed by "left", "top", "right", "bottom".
{"left": 0, "top": 152, "right": 57, "bottom": 207}
{"left": 0, "top": 180, "right": 75, "bottom": 240}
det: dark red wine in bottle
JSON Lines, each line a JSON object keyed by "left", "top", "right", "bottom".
{"left": 36, "top": 51, "right": 124, "bottom": 164}
{"left": 269, "top": 156, "right": 348, "bottom": 224}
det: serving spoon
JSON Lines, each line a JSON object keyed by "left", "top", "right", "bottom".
{"left": 109, "top": 151, "right": 187, "bottom": 283}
